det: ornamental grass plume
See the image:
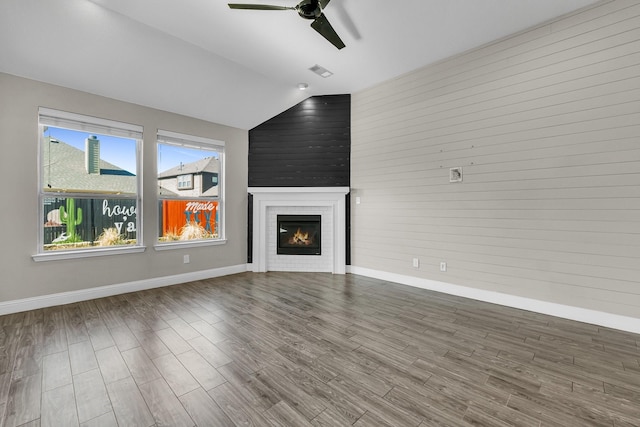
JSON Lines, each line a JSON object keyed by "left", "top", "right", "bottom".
{"left": 179, "top": 222, "right": 212, "bottom": 240}
{"left": 96, "top": 227, "right": 125, "bottom": 246}
{"left": 161, "top": 229, "right": 180, "bottom": 241}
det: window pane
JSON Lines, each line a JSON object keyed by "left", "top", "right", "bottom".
{"left": 159, "top": 200, "right": 219, "bottom": 241}
{"left": 158, "top": 144, "right": 220, "bottom": 198}
{"left": 44, "top": 197, "right": 137, "bottom": 250}
{"left": 42, "top": 127, "right": 137, "bottom": 194}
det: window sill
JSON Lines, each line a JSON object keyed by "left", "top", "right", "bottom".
{"left": 32, "top": 246, "right": 146, "bottom": 262}
{"left": 154, "top": 239, "right": 227, "bottom": 251}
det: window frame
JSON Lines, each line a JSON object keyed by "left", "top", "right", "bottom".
{"left": 33, "top": 108, "right": 144, "bottom": 261}
{"left": 155, "top": 129, "right": 226, "bottom": 249}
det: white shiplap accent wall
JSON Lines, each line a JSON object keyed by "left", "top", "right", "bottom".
{"left": 351, "top": 0, "right": 640, "bottom": 320}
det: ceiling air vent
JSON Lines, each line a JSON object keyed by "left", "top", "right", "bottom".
{"left": 309, "top": 64, "right": 333, "bottom": 78}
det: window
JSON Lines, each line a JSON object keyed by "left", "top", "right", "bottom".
{"left": 157, "top": 130, "right": 224, "bottom": 244}
{"left": 38, "top": 108, "right": 142, "bottom": 255}
{"left": 177, "top": 174, "right": 193, "bottom": 190}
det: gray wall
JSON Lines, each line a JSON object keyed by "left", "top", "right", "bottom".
{"left": 0, "top": 73, "right": 248, "bottom": 303}
{"left": 351, "top": 0, "right": 640, "bottom": 319}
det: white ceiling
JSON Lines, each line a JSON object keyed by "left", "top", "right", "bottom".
{"left": 0, "top": 0, "right": 600, "bottom": 130}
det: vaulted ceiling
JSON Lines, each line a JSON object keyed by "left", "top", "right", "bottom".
{"left": 0, "top": 0, "right": 600, "bottom": 129}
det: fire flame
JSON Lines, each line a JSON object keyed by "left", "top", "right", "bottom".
{"left": 288, "top": 228, "right": 313, "bottom": 246}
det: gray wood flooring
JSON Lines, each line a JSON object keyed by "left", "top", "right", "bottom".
{"left": 1, "top": 272, "right": 639, "bottom": 426}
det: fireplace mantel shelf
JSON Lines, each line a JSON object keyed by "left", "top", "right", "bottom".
{"left": 248, "top": 187, "right": 350, "bottom": 194}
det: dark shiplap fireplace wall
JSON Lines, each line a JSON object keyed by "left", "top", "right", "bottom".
{"left": 247, "top": 94, "right": 351, "bottom": 265}
{"left": 248, "top": 94, "right": 350, "bottom": 187}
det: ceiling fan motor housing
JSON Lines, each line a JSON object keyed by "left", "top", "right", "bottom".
{"left": 297, "top": 0, "right": 321, "bottom": 19}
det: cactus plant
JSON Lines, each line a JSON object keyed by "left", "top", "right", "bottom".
{"left": 59, "top": 198, "right": 83, "bottom": 242}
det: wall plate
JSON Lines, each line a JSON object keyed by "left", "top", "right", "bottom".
{"left": 449, "top": 167, "right": 463, "bottom": 183}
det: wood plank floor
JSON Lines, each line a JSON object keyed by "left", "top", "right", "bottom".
{"left": 1, "top": 272, "right": 639, "bottom": 426}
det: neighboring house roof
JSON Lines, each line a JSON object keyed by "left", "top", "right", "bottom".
{"left": 158, "top": 187, "right": 179, "bottom": 197}
{"left": 43, "top": 137, "right": 137, "bottom": 194}
{"left": 158, "top": 157, "right": 219, "bottom": 178}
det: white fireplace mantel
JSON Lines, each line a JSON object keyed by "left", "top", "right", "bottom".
{"left": 248, "top": 187, "right": 350, "bottom": 274}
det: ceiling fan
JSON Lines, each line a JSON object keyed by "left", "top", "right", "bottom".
{"left": 228, "top": 0, "right": 345, "bottom": 49}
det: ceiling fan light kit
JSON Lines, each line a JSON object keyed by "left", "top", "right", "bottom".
{"left": 228, "top": 0, "right": 345, "bottom": 49}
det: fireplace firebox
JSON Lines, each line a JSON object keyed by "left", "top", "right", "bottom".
{"left": 277, "top": 215, "right": 321, "bottom": 255}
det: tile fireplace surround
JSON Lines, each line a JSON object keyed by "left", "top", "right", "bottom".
{"left": 248, "top": 187, "right": 350, "bottom": 274}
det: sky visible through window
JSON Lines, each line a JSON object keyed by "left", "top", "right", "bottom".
{"left": 157, "top": 143, "right": 219, "bottom": 174}
{"left": 44, "top": 127, "right": 218, "bottom": 175}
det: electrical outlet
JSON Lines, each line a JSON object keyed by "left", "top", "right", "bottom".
{"left": 440, "top": 262, "right": 447, "bottom": 272}
{"left": 412, "top": 258, "right": 419, "bottom": 268}
{"left": 183, "top": 254, "right": 190, "bottom": 264}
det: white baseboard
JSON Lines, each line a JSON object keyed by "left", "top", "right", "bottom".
{"left": 0, "top": 264, "right": 250, "bottom": 316}
{"left": 348, "top": 266, "right": 640, "bottom": 335}
{"left": 4, "top": 264, "right": 639, "bottom": 335}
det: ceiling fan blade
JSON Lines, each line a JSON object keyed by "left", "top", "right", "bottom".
{"left": 319, "top": 0, "right": 331, "bottom": 9}
{"left": 228, "top": 4, "right": 293, "bottom": 10}
{"left": 311, "top": 13, "right": 345, "bottom": 49}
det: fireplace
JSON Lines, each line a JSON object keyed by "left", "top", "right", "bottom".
{"left": 248, "top": 186, "right": 349, "bottom": 273}
{"left": 277, "top": 215, "right": 321, "bottom": 255}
